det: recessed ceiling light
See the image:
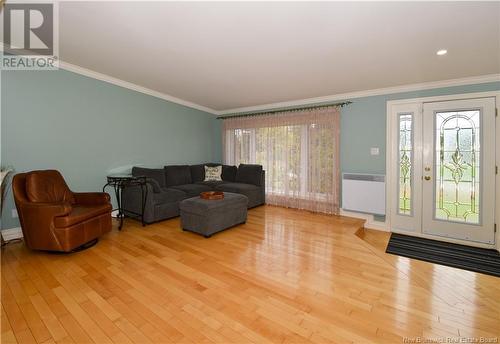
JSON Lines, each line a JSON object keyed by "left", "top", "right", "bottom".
{"left": 436, "top": 49, "right": 447, "bottom": 56}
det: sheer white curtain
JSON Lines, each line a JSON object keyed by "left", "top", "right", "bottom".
{"left": 222, "top": 106, "right": 340, "bottom": 214}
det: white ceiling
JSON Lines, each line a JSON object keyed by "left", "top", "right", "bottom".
{"left": 57, "top": 2, "right": 499, "bottom": 112}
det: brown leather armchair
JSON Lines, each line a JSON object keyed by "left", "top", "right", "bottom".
{"left": 12, "top": 170, "right": 112, "bottom": 252}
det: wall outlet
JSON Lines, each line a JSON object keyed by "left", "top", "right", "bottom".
{"left": 11, "top": 209, "right": 18, "bottom": 218}
{"left": 370, "top": 147, "right": 380, "bottom": 156}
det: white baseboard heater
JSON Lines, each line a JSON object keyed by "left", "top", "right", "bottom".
{"left": 342, "top": 173, "right": 386, "bottom": 215}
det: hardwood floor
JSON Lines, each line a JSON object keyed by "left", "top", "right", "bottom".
{"left": 2, "top": 205, "right": 499, "bottom": 343}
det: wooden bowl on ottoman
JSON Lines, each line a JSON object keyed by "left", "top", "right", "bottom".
{"left": 200, "top": 191, "right": 224, "bottom": 200}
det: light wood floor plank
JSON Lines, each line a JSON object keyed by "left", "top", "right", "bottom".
{"left": 2, "top": 205, "right": 499, "bottom": 343}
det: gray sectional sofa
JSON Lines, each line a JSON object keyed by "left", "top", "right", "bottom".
{"left": 122, "top": 163, "right": 265, "bottom": 224}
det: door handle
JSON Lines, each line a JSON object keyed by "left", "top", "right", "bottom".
{"left": 424, "top": 176, "right": 431, "bottom": 181}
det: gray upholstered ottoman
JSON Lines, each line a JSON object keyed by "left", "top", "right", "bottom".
{"left": 179, "top": 192, "right": 248, "bottom": 237}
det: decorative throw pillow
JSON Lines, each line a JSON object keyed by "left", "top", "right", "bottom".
{"left": 204, "top": 165, "right": 222, "bottom": 182}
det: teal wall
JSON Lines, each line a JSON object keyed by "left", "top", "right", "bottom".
{"left": 218, "top": 81, "right": 499, "bottom": 176}
{"left": 340, "top": 81, "right": 500, "bottom": 175}
{"left": 339, "top": 81, "right": 499, "bottom": 219}
{"left": 217, "top": 81, "right": 499, "bottom": 214}
{"left": 1, "top": 67, "right": 498, "bottom": 231}
{"left": 1, "top": 69, "right": 221, "bottom": 230}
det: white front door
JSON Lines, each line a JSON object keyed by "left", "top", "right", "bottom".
{"left": 422, "top": 98, "right": 496, "bottom": 244}
{"left": 390, "top": 97, "right": 496, "bottom": 245}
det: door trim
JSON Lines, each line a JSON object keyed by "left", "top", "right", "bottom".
{"left": 386, "top": 91, "right": 500, "bottom": 250}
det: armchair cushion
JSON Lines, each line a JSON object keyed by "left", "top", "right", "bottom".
{"left": 54, "top": 204, "right": 112, "bottom": 228}
{"left": 24, "top": 201, "right": 73, "bottom": 218}
{"left": 25, "top": 170, "right": 75, "bottom": 203}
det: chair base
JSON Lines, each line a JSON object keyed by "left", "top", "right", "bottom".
{"left": 44, "top": 238, "right": 99, "bottom": 254}
{"left": 72, "top": 238, "right": 99, "bottom": 252}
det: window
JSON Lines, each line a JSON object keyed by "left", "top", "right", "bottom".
{"left": 222, "top": 107, "right": 340, "bottom": 214}
{"left": 435, "top": 110, "right": 480, "bottom": 224}
{"left": 398, "top": 113, "right": 413, "bottom": 215}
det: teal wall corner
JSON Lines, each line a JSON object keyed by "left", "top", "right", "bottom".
{"left": 1, "top": 69, "right": 219, "bottom": 230}
{"left": 2, "top": 66, "right": 499, "bottom": 230}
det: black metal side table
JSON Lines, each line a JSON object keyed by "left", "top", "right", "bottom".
{"left": 102, "top": 174, "right": 148, "bottom": 230}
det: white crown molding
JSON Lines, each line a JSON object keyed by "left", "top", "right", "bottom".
{"left": 58, "top": 61, "right": 219, "bottom": 115}
{"left": 218, "top": 73, "right": 500, "bottom": 115}
{"left": 2, "top": 38, "right": 498, "bottom": 116}
{"left": 0, "top": 41, "right": 218, "bottom": 114}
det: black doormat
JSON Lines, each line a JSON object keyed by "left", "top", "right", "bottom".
{"left": 386, "top": 233, "right": 500, "bottom": 277}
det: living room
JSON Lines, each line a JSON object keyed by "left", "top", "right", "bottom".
{"left": 1, "top": 1, "right": 500, "bottom": 343}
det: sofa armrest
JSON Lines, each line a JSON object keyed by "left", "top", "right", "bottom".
{"left": 121, "top": 183, "right": 155, "bottom": 218}
{"left": 145, "top": 178, "right": 162, "bottom": 193}
{"left": 73, "top": 192, "right": 111, "bottom": 205}
{"left": 260, "top": 170, "right": 266, "bottom": 204}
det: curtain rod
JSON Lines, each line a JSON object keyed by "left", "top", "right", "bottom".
{"left": 216, "top": 101, "right": 352, "bottom": 119}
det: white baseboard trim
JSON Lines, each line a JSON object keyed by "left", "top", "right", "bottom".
{"left": 340, "top": 209, "right": 389, "bottom": 232}
{"left": 1, "top": 227, "right": 23, "bottom": 241}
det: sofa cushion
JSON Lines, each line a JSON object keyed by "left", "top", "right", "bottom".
{"left": 153, "top": 188, "right": 187, "bottom": 204}
{"left": 215, "top": 182, "right": 262, "bottom": 208}
{"left": 190, "top": 164, "right": 206, "bottom": 183}
{"left": 26, "top": 170, "right": 75, "bottom": 204}
{"left": 235, "top": 164, "right": 263, "bottom": 186}
{"left": 170, "top": 183, "right": 212, "bottom": 197}
{"left": 190, "top": 163, "right": 217, "bottom": 182}
{"left": 54, "top": 204, "right": 111, "bottom": 228}
{"left": 222, "top": 165, "right": 237, "bottom": 182}
{"left": 195, "top": 181, "right": 226, "bottom": 188}
{"left": 132, "top": 167, "right": 166, "bottom": 187}
{"left": 165, "top": 165, "right": 192, "bottom": 187}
